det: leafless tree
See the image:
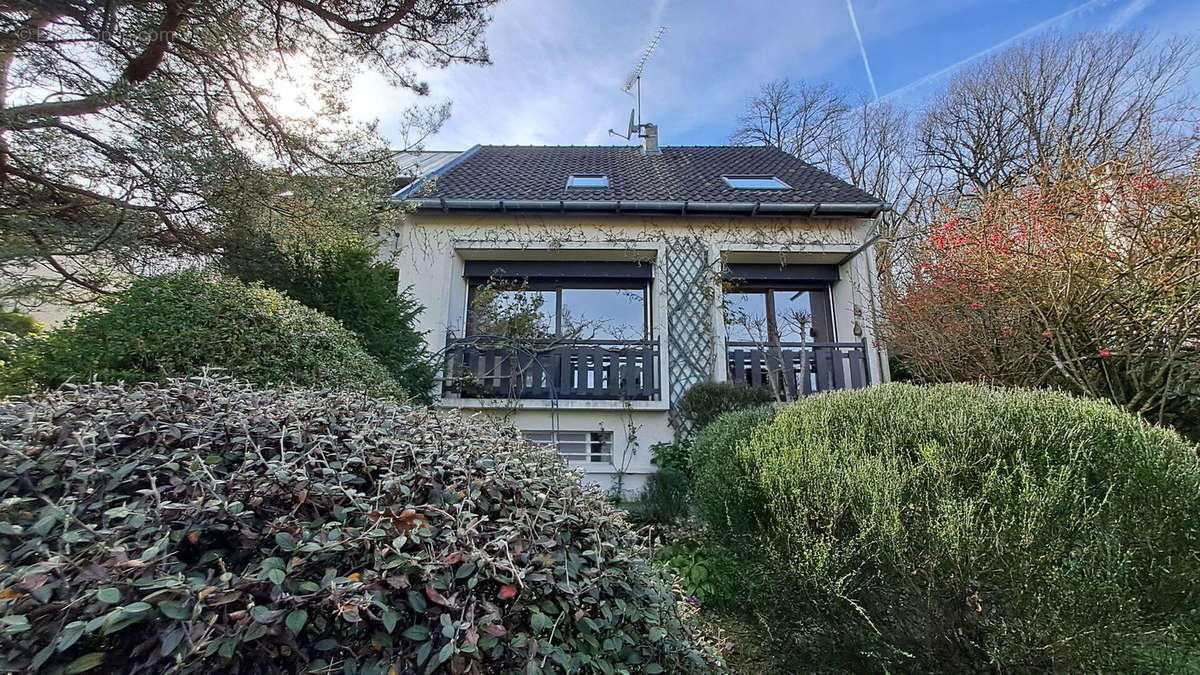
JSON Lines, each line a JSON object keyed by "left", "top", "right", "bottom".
{"left": 731, "top": 79, "right": 849, "bottom": 169}
{"left": 918, "top": 32, "right": 1200, "bottom": 198}
{"left": 825, "top": 95, "right": 937, "bottom": 270}
{"left": 828, "top": 97, "right": 907, "bottom": 201}
{"left": 732, "top": 80, "right": 925, "bottom": 269}
{"left": 737, "top": 32, "right": 1200, "bottom": 289}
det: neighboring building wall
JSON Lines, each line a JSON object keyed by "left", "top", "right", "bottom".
{"left": 5, "top": 265, "right": 90, "bottom": 327}
{"left": 13, "top": 299, "right": 78, "bottom": 328}
{"left": 382, "top": 212, "right": 884, "bottom": 495}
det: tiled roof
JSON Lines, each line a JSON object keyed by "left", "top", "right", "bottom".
{"left": 396, "top": 145, "right": 884, "bottom": 207}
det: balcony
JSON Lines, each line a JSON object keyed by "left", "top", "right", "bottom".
{"left": 726, "top": 340, "right": 872, "bottom": 398}
{"left": 442, "top": 337, "right": 660, "bottom": 401}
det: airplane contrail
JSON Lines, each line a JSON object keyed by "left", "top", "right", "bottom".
{"left": 1108, "top": 0, "right": 1151, "bottom": 29}
{"left": 846, "top": 0, "right": 879, "bottom": 101}
{"left": 880, "top": 0, "right": 1112, "bottom": 102}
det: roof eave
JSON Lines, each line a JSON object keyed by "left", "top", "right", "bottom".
{"left": 392, "top": 197, "right": 889, "bottom": 217}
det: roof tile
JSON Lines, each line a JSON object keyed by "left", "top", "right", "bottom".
{"left": 405, "top": 145, "right": 883, "bottom": 205}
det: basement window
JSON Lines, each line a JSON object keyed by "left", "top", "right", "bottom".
{"left": 523, "top": 430, "right": 613, "bottom": 463}
{"left": 722, "top": 175, "right": 791, "bottom": 190}
{"left": 567, "top": 174, "right": 609, "bottom": 188}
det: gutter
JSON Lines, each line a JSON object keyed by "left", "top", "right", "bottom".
{"left": 391, "top": 195, "right": 890, "bottom": 217}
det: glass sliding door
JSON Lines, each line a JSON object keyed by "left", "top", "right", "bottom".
{"left": 721, "top": 271, "right": 870, "bottom": 396}
{"left": 560, "top": 287, "right": 648, "bottom": 341}
{"left": 722, "top": 285, "right": 834, "bottom": 345}
{"left": 723, "top": 283, "right": 841, "bottom": 398}
{"left": 773, "top": 289, "right": 834, "bottom": 343}
{"left": 721, "top": 290, "right": 769, "bottom": 342}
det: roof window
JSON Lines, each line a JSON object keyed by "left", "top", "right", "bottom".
{"left": 722, "top": 175, "right": 791, "bottom": 189}
{"left": 567, "top": 174, "right": 609, "bottom": 188}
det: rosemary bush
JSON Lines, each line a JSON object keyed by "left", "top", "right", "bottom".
{"left": 677, "top": 382, "right": 773, "bottom": 433}
{"left": 694, "top": 384, "right": 1200, "bottom": 672}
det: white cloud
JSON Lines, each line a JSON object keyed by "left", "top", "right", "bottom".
{"left": 348, "top": 0, "right": 1185, "bottom": 149}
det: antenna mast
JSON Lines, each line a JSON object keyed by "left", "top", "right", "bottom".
{"left": 624, "top": 25, "right": 667, "bottom": 127}
{"left": 609, "top": 25, "right": 668, "bottom": 140}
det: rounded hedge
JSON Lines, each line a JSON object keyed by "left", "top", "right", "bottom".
{"left": 0, "top": 379, "right": 721, "bottom": 673}
{"left": 1, "top": 271, "right": 402, "bottom": 398}
{"left": 225, "top": 239, "right": 436, "bottom": 401}
{"left": 676, "top": 382, "right": 774, "bottom": 434}
{"left": 694, "top": 384, "right": 1200, "bottom": 672}
{"left": 690, "top": 407, "right": 776, "bottom": 534}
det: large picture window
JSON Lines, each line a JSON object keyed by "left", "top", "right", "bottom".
{"left": 723, "top": 285, "right": 834, "bottom": 344}
{"left": 464, "top": 262, "right": 652, "bottom": 341}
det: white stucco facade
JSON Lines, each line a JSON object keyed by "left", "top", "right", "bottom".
{"left": 383, "top": 211, "right": 886, "bottom": 496}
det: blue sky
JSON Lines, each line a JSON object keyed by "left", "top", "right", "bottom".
{"left": 349, "top": 0, "right": 1200, "bottom": 151}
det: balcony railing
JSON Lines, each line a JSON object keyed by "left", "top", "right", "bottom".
{"left": 442, "top": 337, "right": 660, "bottom": 401}
{"left": 726, "top": 340, "right": 872, "bottom": 397}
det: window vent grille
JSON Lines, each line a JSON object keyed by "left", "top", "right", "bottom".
{"left": 522, "top": 430, "right": 613, "bottom": 463}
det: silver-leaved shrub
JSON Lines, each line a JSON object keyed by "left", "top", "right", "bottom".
{"left": 0, "top": 378, "right": 722, "bottom": 673}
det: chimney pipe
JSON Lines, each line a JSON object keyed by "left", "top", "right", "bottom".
{"left": 640, "top": 123, "right": 661, "bottom": 156}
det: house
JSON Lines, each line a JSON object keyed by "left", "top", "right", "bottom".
{"left": 392, "top": 150, "right": 464, "bottom": 192}
{"left": 386, "top": 125, "right": 889, "bottom": 496}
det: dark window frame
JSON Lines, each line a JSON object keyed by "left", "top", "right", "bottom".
{"left": 723, "top": 282, "right": 836, "bottom": 344}
{"left": 466, "top": 277, "right": 653, "bottom": 340}
{"left": 464, "top": 260, "right": 652, "bottom": 281}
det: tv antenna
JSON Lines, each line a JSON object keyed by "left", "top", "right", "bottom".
{"left": 609, "top": 25, "right": 668, "bottom": 140}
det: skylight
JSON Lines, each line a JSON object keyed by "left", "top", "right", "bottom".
{"left": 723, "top": 175, "right": 792, "bottom": 190}
{"left": 567, "top": 174, "right": 609, "bottom": 188}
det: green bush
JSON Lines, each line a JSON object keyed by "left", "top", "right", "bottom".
{"left": 226, "top": 238, "right": 435, "bottom": 400}
{"left": 677, "top": 382, "right": 773, "bottom": 433}
{"left": 690, "top": 407, "right": 777, "bottom": 534}
{"left": 0, "top": 271, "right": 403, "bottom": 398}
{"left": 0, "top": 310, "right": 41, "bottom": 336}
{"left": 637, "top": 467, "right": 692, "bottom": 525}
{"left": 695, "top": 383, "right": 1200, "bottom": 672}
{"left": 0, "top": 332, "right": 22, "bottom": 365}
{"left": 656, "top": 540, "right": 721, "bottom": 602}
{"left": 650, "top": 439, "right": 693, "bottom": 476}
{"left": 0, "top": 379, "right": 722, "bottom": 673}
